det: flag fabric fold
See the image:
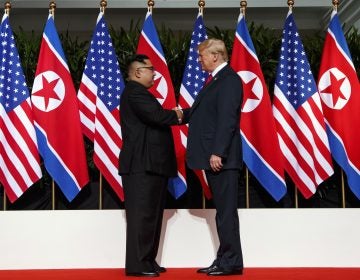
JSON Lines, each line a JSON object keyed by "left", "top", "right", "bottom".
{"left": 230, "top": 12, "right": 286, "bottom": 201}
{"left": 78, "top": 12, "right": 125, "bottom": 201}
{"left": 137, "top": 11, "right": 186, "bottom": 198}
{"left": 317, "top": 10, "right": 360, "bottom": 199}
{"left": 178, "top": 11, "right": 211, "bottom": 199}
{"left": 31, "top": 14, "right": 89, "bottom": 202}
{"left": 272, "top": 10, "right": 334, "bottom": 198}
{"left": 0, "top": 13, "right": 42, "bottom": 202}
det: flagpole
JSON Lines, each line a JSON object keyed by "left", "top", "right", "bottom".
{"left": 245, "top": 168, "right": 250, "bottom": 208}
{"left": 238, "top": 0, "right": 251, "bottom": 209}
{"left": 48, "top": 1, "right": 57, "bottom": 210}
{"left": 198, "top": 0, "right": 205, "bottom": 14}
{"left": 294, "top": 186, "right": 298, "bottom": 208}
{"left": 2, "top": 2, "right": 11, "bottom": 211}
{"left": 4, "top": 1, "right": 10, "bottom": 15}
{"left": 341, "top": 170, "right": 346, "bottom": 208}
{"left": 240, "top": 0, "right": 247, "bottom": 16}
{"left": 99, "top": 174, "right": 103, "bottom": 209}
{"left": 49, "top": 1, "right": 56, "bottom": 17}
{"left": 331, "top": 0, "right": 345, "bottom": 208}
{"left": 198, "top": 0, "right": 206, "bottom": 208}
{"left": 96, "top": 0, "right": 108, "bottom": 210}
{"left": 148, "top": 0, "right": 154, "bottom": 13}
{"left": 100, "top": 0, "right": 107, "bottom": 14}
{"left": 287, "top": 0, "right": 294, "bottom": 9}
{"left": 2, "top": 188, "right": 6, "bottom": 210}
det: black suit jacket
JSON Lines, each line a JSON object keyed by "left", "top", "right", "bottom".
{"left": 184, "top": 64, "right": 243, "bottom": 170}
{"left": 119, "top": 80, "right": 179, "bottom": 177}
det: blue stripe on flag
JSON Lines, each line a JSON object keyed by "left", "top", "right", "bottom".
{"left": 326, "top": 126, "right": 360, "bottom": 199}
{"left": 237, "top": 16, "right": 257, "bottom": 55}
{"left": 242, "top": 137, "right": 287, "bottom": 201}
{"left": 44, "top": 15, "right": 67, "bottom": 63}
{"left": 168, "top": 177, "right": 187, "bottom": 199}
{"left": 143, "top": 13, "right": 164, "bottom": 57}
{"left": 329, "top": 14, "right": 352, "bottom": 59}
{"left": 35, "top": 127, "right": 81, "bottom": 202}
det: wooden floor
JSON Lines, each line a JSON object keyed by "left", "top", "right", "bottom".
{"left": 0, "top": 268, "right": 360, "bottom": 280}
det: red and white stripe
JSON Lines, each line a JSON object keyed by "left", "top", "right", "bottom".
{"left": 273, "top": 86, "right": 333, "bottom": 198}
{"left": 78, "top": 74, "right": 124, "bottom": 200}
{"left": 0, "top": 99, "right": 42, "bottom": 202}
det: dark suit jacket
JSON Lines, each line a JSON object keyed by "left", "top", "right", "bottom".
{"left": 119, "top": 80, "right": 179, "bottom": 177}
{"left": 184, "top": 64, "right": 243, "bottom": 170}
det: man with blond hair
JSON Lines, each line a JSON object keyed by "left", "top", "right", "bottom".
{"left": 183, "top": 38, "right": 244, "bottom": 276}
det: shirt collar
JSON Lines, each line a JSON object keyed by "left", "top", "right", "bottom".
{"left": 210, "top": 62, "right": 227, "bottom": 77}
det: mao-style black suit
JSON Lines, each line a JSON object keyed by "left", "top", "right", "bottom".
{"left": 119, "top": 80, "right": 179, "bottom": 273}
{"left": 184, "top": 64, "right": 244, "bottom": 271}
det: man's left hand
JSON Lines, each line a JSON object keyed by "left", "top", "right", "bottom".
{"left": 210, "top": 154, "right": 223, "bottom": 172}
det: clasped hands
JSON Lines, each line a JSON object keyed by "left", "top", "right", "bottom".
{"left": 172, "top": 107, "right": 184, "bottom": 124}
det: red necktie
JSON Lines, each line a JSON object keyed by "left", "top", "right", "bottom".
{"left": 205, "top": 74, "right": 213, "bottom": 86}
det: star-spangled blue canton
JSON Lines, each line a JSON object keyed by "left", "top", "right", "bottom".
{"left": 181, "top": 13, "right": 208, "bottom": 98}
{"left": 273, "top": 11, "right": 333, "bottom": 198}
{"left": 0, "top": 19, "right": 29, "bottom": 111}
{"left": 83, "top": 16, "right": 124, "bottom": 112}
{"left": 78, "top": 12, "right": 125, "bottom": 200}
{"left": 0, "top": 13, "right": 41, "bottom": 202}
{"left": 275, "top": 13, "right": 317, "bottom": 109}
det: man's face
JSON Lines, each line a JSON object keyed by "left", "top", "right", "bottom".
{"left": 198, "top": 49, "right": 215, "bottom": 72}
{"left": 136, "top": 59, "right": 156, "bottom": 88}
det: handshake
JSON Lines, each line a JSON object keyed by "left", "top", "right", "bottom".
{"left": 172, "top": 106, "right": 184, "bottom": 124}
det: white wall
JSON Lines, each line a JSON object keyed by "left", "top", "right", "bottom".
{"left": 0, "top": 209, "right": 359, "bottom": 269}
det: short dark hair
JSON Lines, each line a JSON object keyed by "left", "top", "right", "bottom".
{"left": 126, "top": 54, "right": 149, "bottom": 70}
{"left": 124, "top": 54, "right": 150, "bottom": 80}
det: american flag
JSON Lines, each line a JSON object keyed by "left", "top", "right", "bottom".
{"left": 137, "top": 11, "right": 185, "bottom": 198}
{"left": 230, "top": 12, "right": 286, "bottom": 201}
{"left": 0, "top": 13, "right": 42, "bottom": 202}
{"left": 31, "top": 14, "right": 89, "bottom": 201}
{"left": 272, "top": 10, "right": 333, "bottom": 198}
{"left": 318, "top": 10, "right": 360, "bottom": 199}
{"left": 178, "top": 11, "right": 211, "bottom": 199}
{"left": 78, "top": 12, "right": 125, "bottom": 201}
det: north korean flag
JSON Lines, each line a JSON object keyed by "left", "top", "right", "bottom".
{"left": 318, "top": 10, "right": 360, "bottom": 199}
{"left": 230, "top": 12, "right": 286, "bottom": 201}
{"left": 31, "top": 14, "right": 89, "bottom": 201}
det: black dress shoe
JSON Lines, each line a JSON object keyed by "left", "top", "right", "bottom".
{"left": 125, "top": 271, "right": 159, "bottom": 277}
{"left": 197, "top": 264, "right": 219, "bottom": 273}
{"left": 155, "top": 266, "right": 166, "bottom": 273}
{"left": 207, "top": 267, "right": 243, "bottom": 276}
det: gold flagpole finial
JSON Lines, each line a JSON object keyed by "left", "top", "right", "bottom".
{"left": 4, "top": 1, "right": 11, "bottom": 15}
{"left": 100, "top": 0, "right": 107, "bottom": 13}
{"left": 198, "top": 0, "right": 205, "bottom": 14}
{"left": 287, "top": 0, "right": 294, "bottom": 10}
{"left": 332, "top": 0, "right": 340, "bottom": 11}
{"left": 148, "top": 0, "right": 155, "bottom": 13}
{"left": 49, "top": 1, "right": 56, "bottom": 16}
{"left": 240, "top": 1, "right": 247, "bottom": 16}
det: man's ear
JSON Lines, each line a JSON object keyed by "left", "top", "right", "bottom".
{"left": 134, "top": 69, "right": 141, "bottom": 78}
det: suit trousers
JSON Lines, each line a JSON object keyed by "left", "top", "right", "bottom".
{"left": 205, "top": 169, "right": 243, "bottom": 270}
{"left": 123, "top": 172, "right": 167, "bottom": 273}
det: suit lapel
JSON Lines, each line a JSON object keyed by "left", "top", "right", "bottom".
{"left": 190, "top": 66, "right": 229, "bottom": 115}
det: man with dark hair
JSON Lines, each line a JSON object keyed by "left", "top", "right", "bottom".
{"left": 119, "top": 54, "right": 183, "bottom": 277}
{"left": 183, "top": 38, "right": 244, "bottom": 276}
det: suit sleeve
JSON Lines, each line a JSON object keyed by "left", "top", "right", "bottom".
{"left": 129, "top": 88, "right": 179, "bottom": 127}
{"left": 182, "top": 108, "right": 191, "bottom": 124}
{"left": 212, "top": 73, "right": 243, "bottom": 159}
